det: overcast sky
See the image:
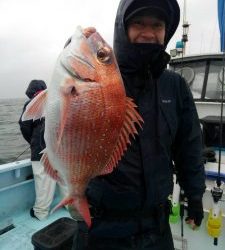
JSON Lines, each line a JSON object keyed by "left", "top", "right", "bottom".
{"left": 0, "top": 0, "right": 221, "bottom": 99}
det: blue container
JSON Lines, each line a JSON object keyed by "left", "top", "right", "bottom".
{"left": 176, "top": 41, "right": 184, "bottom": 49}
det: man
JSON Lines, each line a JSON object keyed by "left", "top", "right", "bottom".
{"left": 72, "top": 0, "right": 205, "bottom": 249}
{"left": 19, "top": 80, "right": 68, "bottom": 220}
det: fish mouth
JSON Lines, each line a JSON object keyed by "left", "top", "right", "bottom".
{"left": 61, "top": 53, "right": 95, "bottom": 82}
{"left": 62, "top": 26, "right": 112, "bottom": 82}
{"left": 73, "top": 53, "right": 95, "bottom": 70}
{"left": 69, "top": 27, "right": 96, "bottom": 81}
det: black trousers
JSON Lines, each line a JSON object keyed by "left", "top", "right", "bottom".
{"left": 72, "top": 222, "right": 174, "bottom": 250}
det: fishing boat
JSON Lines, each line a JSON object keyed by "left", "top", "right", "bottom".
{"left": 0, "top": 156, "right": 225, "bottom": 250}
{"left": 1, "top": 73, "right": 224, "bottom": 249}
{"left": 168, "top": 0, "right": 225, "bottom": 248}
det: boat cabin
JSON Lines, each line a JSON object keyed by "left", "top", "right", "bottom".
{"left": 169, "top": 53, "right": 225, "bottom": 119}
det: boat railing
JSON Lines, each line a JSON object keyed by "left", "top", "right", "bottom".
{"left": 0, "top": 159, "right": 35, "bottom": 220}
{"left": 0, "top": 158, "right": 33, "bottom": 191}
{"left": 0, "top": 158, "right": 31, "bottom": 174}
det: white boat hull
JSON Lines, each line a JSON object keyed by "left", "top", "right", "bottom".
{"left": 195, "top": 102, "right": 225, "bottom": 119}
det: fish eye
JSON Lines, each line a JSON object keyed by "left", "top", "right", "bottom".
{"left": 97, "top": 47, "right": 111, "bottom": 64}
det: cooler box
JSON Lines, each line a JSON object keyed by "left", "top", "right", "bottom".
{"left": 200, "top": 116, "right": 225, "bottom": 147}
{"left": 31, "top": 217, "right": 78, "bottom": 250}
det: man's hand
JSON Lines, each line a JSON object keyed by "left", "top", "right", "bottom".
{"left": 185, "top": 198, "right": 204, "bottom": 230}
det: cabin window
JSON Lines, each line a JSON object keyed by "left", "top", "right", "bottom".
{"left": 206, "top": 61, "right": 225, "bottom": 100}
{"left": 174, "top": 62, "right": 205, "bottom": 99}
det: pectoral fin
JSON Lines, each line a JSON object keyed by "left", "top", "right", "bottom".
{"left": 22, "top": 89, "right": 47, "bottom": 121}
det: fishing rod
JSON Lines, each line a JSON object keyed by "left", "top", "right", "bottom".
{"left": 169, "top": 2, "right": 189, "bottom": 245}
{"left": 206, "top": 62, "right": 224, "bottom": 247}
{"left": 206, "top": 1, "right": 225, "bottom": 244}
{"left": 179, "top": 2, "right": 189, "bottom": 246}
{"left": 12, "top": 146, "right": 30, "bottom": 162}
{"left": 217, "top": 65, "right": 225, "bottom": 187}
{"left": 179, "top": 23, "right": 186, "bottom": 248}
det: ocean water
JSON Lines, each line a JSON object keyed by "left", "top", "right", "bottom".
{"left": 0, "top": 98, "right": 31, "bottom": 164}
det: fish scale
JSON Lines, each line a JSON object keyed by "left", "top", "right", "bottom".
{"left": 22, "top": 26, "right": 143, "bottom": 227}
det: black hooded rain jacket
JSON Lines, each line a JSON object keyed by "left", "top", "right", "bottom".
{"left": 19, "top": 80, "right": 46, "bottom": 161}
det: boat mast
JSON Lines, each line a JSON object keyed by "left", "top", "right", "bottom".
{"left": 170, "top": 0, "right": 190, "bottom": 57}
{"left": 181, "top": 0, "right": 190, "bottom": 55}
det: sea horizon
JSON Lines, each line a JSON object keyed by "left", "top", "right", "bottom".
{"left": 0, "top": 98, "right": 31, "bottom": 164}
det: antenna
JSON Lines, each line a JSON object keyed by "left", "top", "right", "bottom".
{"left": 182, "top": 0, "right": 190, "bottom": 55}
{"left": 170, "top": 0, "right": 190, "bottom": 58}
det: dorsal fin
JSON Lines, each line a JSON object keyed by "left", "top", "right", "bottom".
{"left": 100, "top": 97, "right": 143, "bottom": 175}
{"left": 22, "top": 89, "right": 47, "bottom": 121}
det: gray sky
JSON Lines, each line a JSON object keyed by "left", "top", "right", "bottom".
{"left": 0, "top": 0, "right": 221, "bottom": 99}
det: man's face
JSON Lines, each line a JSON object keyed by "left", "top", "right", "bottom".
{"left": 127, "top": 15, "right": 166, "bottom": 44}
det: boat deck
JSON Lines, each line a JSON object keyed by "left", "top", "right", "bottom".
{"left": 0, "top": 207, "right": 70, "bottom": 250}
{"left": 0, "top": 207, "right": 225, "bottom": 250}
{"left": 171, "top": 214, "right": 225, "bottom": 250}
{"left": 1, "top": 159, "right": 225, "bottom": 249}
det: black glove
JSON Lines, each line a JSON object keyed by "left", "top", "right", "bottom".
{"left": 185, "top": 198, "right": 204, "bottom": 227}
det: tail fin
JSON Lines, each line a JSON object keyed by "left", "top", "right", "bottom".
{"left": 51, "top": 196, "right": 91, "bottom": 228}
{"left": 73, "top": 197, "right": 91, "bottom": 228}
{"left": 50, "top": 196, "right": 74, "bottom": 213}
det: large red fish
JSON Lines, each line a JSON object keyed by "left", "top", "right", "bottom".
{"left": 22, "top": 26, "right": 143, "bottom": 227}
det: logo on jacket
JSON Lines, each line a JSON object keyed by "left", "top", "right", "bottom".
{"left": 161, "top": 99, "right": 172, "bottom": 104}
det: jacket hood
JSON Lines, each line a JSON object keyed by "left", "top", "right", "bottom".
{"left": 114, "top": 0, "right": 180, "bottom": 47}
{"left": 113, "top": 0, "right": 180, "bottom": 75}
{"left": 25, "top": 80, "right": 47, "bottom": 98}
